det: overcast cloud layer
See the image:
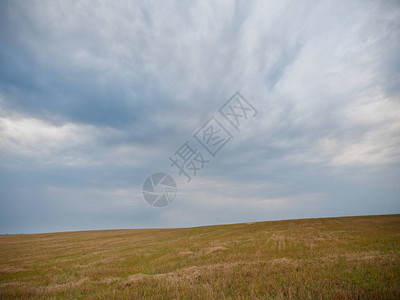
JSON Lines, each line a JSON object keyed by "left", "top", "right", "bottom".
{"left": 1, "top": 0, "right": 399, "bottom": 233}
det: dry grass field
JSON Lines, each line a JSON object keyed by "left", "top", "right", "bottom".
{"left": 0, "top": 215, "right": 399, "bottom": 299}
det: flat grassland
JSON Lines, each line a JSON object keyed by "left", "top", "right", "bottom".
{"left": 0, "top": 215, "right": 399, "bottom": 299}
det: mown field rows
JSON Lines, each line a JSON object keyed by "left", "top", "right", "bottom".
{"left": 1, "top": 215, "right": 399, "bottom": 299}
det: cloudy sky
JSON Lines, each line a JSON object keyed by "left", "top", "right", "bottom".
{"left": 0, "top": 0, "right": 399, "bottom": 234}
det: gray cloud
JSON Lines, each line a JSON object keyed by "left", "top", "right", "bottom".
{"left": 0, "top": 0, "right": 399, "bottom": 233}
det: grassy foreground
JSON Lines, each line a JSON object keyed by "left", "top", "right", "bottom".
{"left": 0, "top": 215, "right": 399, "bottom": 299}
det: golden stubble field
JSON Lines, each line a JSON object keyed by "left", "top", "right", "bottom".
{"left": 0, "top": 215, "right": 399, "bottom": 299}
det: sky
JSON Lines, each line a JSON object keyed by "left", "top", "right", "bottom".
{"left": 0, "top": 0, "right": 399, "bottom": 234}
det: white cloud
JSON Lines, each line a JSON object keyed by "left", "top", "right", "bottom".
{"left": 1, "top": 0, "right": 399, "bottom": 232}
{"left": 0, "top": 108, "right": 163, "bottom": 168}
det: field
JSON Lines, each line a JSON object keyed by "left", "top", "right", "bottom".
{"left": 0, "top": 215, "right": 399, "bottom": 299}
